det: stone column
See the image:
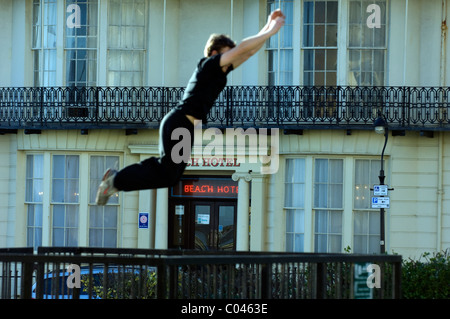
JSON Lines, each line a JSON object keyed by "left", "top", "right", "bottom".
{"left": 232, "top": 172, "right": 252, "bottom": 251}
{"left": 137, "top": 189, "right": 156, "bottom": 248}
{"left": 250, "top": 173, "right": 267, "bottom": 251}
{"left": 154, "top": 188, "right": 169, "bottom": 249}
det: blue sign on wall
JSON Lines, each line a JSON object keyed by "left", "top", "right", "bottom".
{"left": 139, "top": 212, "right": 149, "bottom": 229}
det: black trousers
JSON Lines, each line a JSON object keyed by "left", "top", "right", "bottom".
{"left": 114, "top": 108, "right": 194, "bottom": 191}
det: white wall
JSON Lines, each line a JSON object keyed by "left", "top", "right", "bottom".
{"left": 0, "top": 134, "right": 17, "bottom": 248}
{"left": 265, "top": 129, "right": 450, "bottom": 258}
{"left": 388, "top": 0, "right": 448, "bottom": 86}
{"left": 0, "top": 0, "right": 13, "bottom": 87}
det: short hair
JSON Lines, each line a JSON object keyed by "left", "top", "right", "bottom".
{"left": 204, "top": 34, "right": 236, "bottom": 57}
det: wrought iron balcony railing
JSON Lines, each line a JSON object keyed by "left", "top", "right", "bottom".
{"left": 1, "top": 86, "right": 450, "bottom": 131}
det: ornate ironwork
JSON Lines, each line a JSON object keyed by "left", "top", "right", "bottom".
{"left": 0, "top": 86, "right": 449, "bottom": 131}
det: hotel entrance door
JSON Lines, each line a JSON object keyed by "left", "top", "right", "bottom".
{"left": 193, "top": 201, "right": 236, "bottom": 251}
{"left": 169, "top": 177, "right": 238, "bottom": 250}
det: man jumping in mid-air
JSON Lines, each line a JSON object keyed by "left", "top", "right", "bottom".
{"left": 96, "top": 9, "right": 285, "bottom": 205}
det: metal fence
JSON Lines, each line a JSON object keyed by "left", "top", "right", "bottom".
{"left": 0, "top": 247, "right": 401, "bottom": 299}
{"left": 1, "top": 86, "right": 450, "bottom": 131}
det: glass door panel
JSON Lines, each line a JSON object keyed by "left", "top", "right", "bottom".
{"left": 218, "top": 205, "right": 235, "bottom": 250}
{"left": 194, "top": 204, "right": 212, "bottom": 250}
{"left": 192, "top": 201, "right": 236, "bottom": 251}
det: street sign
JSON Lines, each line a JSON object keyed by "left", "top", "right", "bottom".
{"left": 175, "top": 205, "right": 184, "bottom": 215}
{"left": 371, "top": 197, "right": 390, "bottom": 208}
{"left": 373, "top": 184, "right": 388, "bottom": 196}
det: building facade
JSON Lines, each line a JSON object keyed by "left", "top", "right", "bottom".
{"left": 0, "top": 0, "right": 450, "bottom": 259}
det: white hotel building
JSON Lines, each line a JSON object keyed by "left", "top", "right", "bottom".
{"left": 0, "top": 0, "right": 449, "bottom": 259}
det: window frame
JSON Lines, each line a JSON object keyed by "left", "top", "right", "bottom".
{"left": 32, "top": 0, "right": 150, "bottom": 87}
{"left": 88, "top": 155, "right": 120, "bottom": 248}
{"left": 25, "top": 154, "right": 45, "bottom": 250}
{"left": 65, "top": 0, "right": 99, "bottom": 87}
{"left": 22, "top": 152, "right": 121, "bottom": 248}
{"left": 51, "top": 154, "right": 80, "bottom": 247}
{"left": 347, "top": 0, "right": 388, "bottom": 86}
{"left": 32, "top": 0, "right": 58, "bottom": 87}
{"left": 301, "top": 0, "right": 339, "bottom": 87}
{"left": 284, "top": 157, "right": 307, "bottom": 252}
{"left": 283, "top": 155, "right": 389, "bottom": 253}
{"left": 312, "top": 157, "right": 344, "bottom": 253}
{"left": 264, "top": 0, "right": 389, "bottom": 86}
{"left": 267, "top": 0, "right": 295, "bottom": 86}
{"left": 107, "top": 0, "right": 148, "bottom": 86}
{"left": 353, "top": 157, "right": 386, "bottom": 254}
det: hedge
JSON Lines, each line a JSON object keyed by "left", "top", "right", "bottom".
{"left": 401, "top": 249, "right": 450, "bottom": 299}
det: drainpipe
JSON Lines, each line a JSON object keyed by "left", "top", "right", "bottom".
{"left": 438, "top": 132, "right": 443, "bottom": 253}
{"left": 162, "top": 0, "right": 167, "bottom": 86}
{"left": 403, "top": 0, "right": 409, "bottom": 85}
{"left": 230, "top": 0, "right": 234, "bottom": 85}
{"left": 437, "top": 0, "right": 447, "bottom": 252}
{"left": 441, "top": 0, "right": 447, "bottom": 86}
{"left": 230, "top": 0, "right": 234, "bottom": 39}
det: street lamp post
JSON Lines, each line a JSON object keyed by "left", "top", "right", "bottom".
{"left": 374, "top": 116, "right": 388, "bottom": 254}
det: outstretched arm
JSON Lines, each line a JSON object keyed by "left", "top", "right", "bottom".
{"left": 220, "top": 9, "right": 285, "bottom": 70}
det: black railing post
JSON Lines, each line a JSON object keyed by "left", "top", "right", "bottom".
{"left": 95, "top": 87, "right": 99, "bottom": 125}
{"left": 1, "top": 261, "right": 10, "bottom": 298}
{"left": 169, "top": 265, "right": 177, "bottom": 299}
{"left": 35, "top": 261, "right": 45, "bottom": 299}
{"left": 393, "top": 260, "right": 402, "bottom": 299}
{"left": 336, "top": 86, "right": 341, "bottom": 124}
{"left": 276, "top": 86, "right": 280, "bottom": 125}
{"left": 157, "top": 263, "right": 167, "bottom": 299}
{"left": 402, "top": 86, "right": 409, "bottom": 127}
{"left": 226, "top": 86, "right": 233, "bottom": 126}
{"left": 40, "top": 86, "right": 44, "bottom": 126}
{"left": 162, "top": 87, "right": 167, "bottom": 117}
{"left": 20, "top": 260, "right": 34, "bottom": 299}
{"left": 261, "top": 263, "right": 272, "bottom": 299}
{"left": 315, "top": 262, "right": 327, "bottom": 299}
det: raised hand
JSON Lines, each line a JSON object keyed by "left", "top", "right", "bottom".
{"left": 220, "top": 8, "right": 286, "bottom": 69}
{"left": 267, "top": 9, "right": 285, "bottom": 35}
{"left": 269, "top": 8, "right": 285, "bottom": 21}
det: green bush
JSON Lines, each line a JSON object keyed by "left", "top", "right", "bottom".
{"left": 81, "top": 269, "right": 157, "bottom": 299}
{"left": 402, "top": 249, "right": 450, "bottom": 299}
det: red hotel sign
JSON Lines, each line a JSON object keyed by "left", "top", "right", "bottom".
{"left": 171, "top": 178, "right": 238, "bottom": 198}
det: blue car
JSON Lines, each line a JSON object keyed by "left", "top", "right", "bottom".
{"left": 31, "top": 265, "right": 156, "bottom": 299}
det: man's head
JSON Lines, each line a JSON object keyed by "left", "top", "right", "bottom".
{"left": 204, "top": 34, "right": 236, "bottom": 57}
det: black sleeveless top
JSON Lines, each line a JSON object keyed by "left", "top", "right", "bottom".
{"left": 176, "top": 54, "right": 233, "bottom": 123}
